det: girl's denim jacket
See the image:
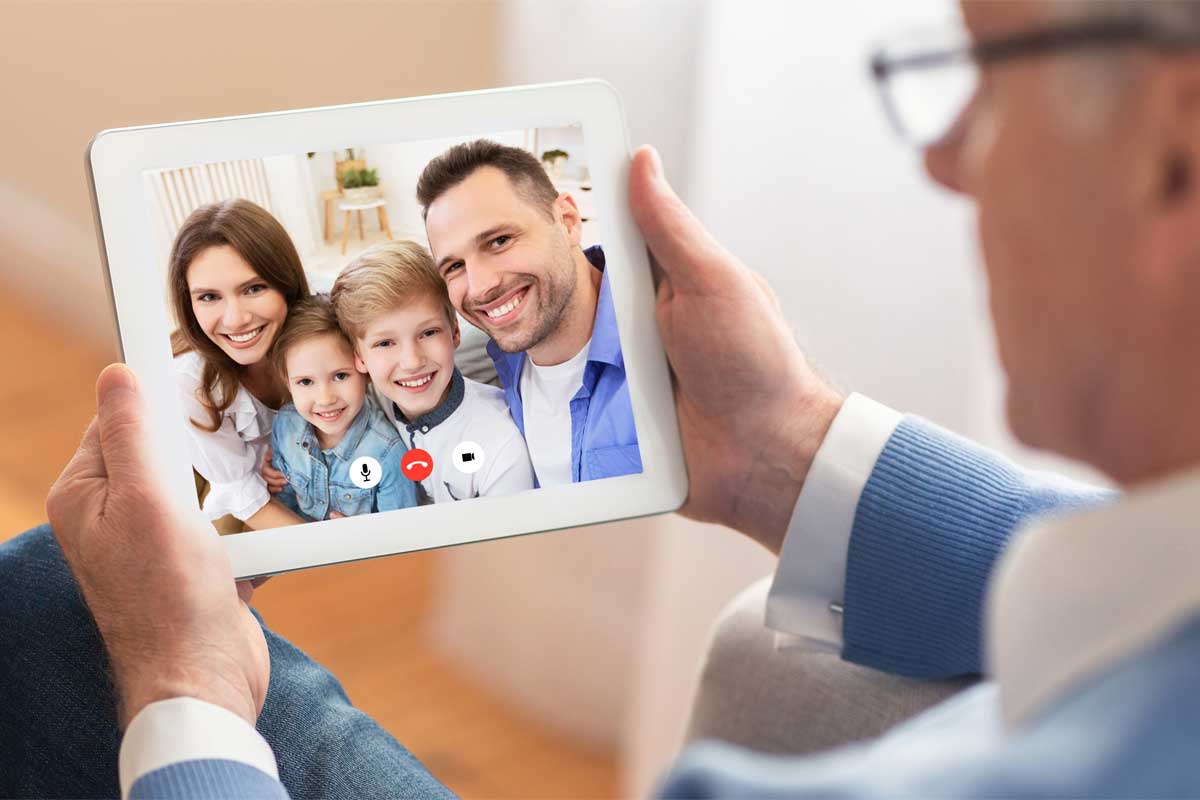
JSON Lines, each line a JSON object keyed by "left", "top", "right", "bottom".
{"left": 271, "top": 395, "right": 417, "bottom": 520}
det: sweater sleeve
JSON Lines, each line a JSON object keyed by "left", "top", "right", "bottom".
{"left": 841, "top": 416, "right": 1115, "bottom": 677}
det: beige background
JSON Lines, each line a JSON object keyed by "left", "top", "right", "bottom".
{"left": 0, "top": 1, "right": 499, "bottom": 341}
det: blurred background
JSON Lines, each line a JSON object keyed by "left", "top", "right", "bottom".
{"left": 0, "top": 1, "right": 1106, "bottom": 797}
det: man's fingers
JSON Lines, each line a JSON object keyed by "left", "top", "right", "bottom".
{"left": 628, "top": 145, "right": 734, "bottom": 293}
{"left": 236, "top": 580, "right": 255, "bottom": 605}
{"left": 59, "top": 416, "right": 105, "bottom": 482}
{"left": 46, "top": 416, "right": 104, "bottom": 530}
{"left": 236, "top": 577, "right": 271, "bottom": 605}
{"left": 95, "top": 364, "right": 152, "bottom": 479}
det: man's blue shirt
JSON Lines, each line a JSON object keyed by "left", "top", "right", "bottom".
{"left": 271, "top": 395, "right": 417, "bottom": 520}
{"left": 488, "top": 245, "right": 642, "bottom": 483}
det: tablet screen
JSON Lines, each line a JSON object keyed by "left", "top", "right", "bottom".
{"left": 143, "top": 125, "right": 643, "bottom": 533}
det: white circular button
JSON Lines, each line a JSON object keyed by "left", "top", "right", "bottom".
{"left": 452, "top": 441, "right": 484, "bottom": 475}
{"left": 350, "top": 456, "right": 382, "bottom": 488}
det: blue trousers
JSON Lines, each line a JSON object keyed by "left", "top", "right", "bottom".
{"left": 0, "top": 524, "right": 454, "bottom": 799}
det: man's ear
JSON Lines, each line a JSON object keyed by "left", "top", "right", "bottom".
{"left": 1162, "top": 150, "right": 1190, "bottom": 203}
{"left": 555, "top": 193, "right": 583, "bottom": 246}
{"left": 1152, "top": 58, "right": 1200, "bottom": 210}
{"left": 1136, "top": 57, "right": 1200, "bottom": 287}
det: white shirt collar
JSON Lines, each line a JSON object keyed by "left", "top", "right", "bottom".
{"left": 988, "top": 465, "right": 1200, "bottom": 726}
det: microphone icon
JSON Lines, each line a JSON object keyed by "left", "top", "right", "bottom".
{"left": 351, "top": 456, "right": 382, "bottom": 489}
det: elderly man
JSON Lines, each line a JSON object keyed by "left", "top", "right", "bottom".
{"left": 4, "top": 0, "right": 1200, "bottom": 797}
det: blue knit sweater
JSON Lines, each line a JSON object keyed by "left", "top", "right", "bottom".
{"left": 842, "top": 417, "right": 1112, "bottom": 678}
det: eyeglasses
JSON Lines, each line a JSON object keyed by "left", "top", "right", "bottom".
{"left": 870, "top": 16, "right": 1200, "bottom": 147}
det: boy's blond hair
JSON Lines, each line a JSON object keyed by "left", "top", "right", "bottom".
{"left": 331, "top": 240, "right": 458, "bottom": 342}
{"left": 270, "top": 293, "right": 354, "bottom": 385}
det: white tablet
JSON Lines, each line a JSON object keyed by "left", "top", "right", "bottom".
{"left": 87, "top": 80, "right": 686, "bottom": 579}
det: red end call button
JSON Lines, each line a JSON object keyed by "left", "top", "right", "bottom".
{"left": 401, "top": 448, "right": 434, "bottom": 482}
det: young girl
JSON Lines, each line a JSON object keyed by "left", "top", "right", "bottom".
{"left": 170, "top": 199, "right": 309, "bottom": 531}
{"left": 269, "top": 294, "right": 418, "bottom": 520}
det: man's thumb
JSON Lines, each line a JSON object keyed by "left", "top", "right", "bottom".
{"left": 628, "top": 145, "right": 731, "bottom": 293}
{"left": 95, "top": 364, "right": 149, "bottom": 475}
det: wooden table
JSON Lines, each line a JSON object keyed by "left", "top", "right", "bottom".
{"left": 339, "top": 198, "right": 393, "bottom": 255}
{"left": 320, "top": 189, "right": 342, "bottom": 243}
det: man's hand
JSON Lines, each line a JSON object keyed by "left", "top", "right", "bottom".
{"left": 46, "top": 364, "right": 269, "bottom": 728}
{"left": 629, "top": 146, "right": 844, "bottom": 553}
{"left": 262, "top": 447, "right": 287, "bottom": 495}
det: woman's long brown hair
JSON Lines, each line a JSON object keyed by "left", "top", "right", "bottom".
{"left": 169, "top": 199, "right": 310, "bottom": 432}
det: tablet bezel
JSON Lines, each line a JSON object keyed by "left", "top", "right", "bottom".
{"left": 87, "top": 80, "right": 687, "bottom": 579}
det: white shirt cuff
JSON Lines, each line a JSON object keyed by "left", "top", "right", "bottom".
{"left": 119, "top": 697, "right": 278, "bottom": 798}
{"left": 765, "top": 393, "right": 903, "bottom": 651}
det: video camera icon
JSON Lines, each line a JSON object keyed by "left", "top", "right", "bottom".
{"left": 452, "top": 441, "right": 484, "bottom": 475}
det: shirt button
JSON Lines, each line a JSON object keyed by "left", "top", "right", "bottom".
{"left": 318, "top": 499, "right": 326, "bottom": 505}
{"left": 344, "top": 493, "right": 352, "bottom": 501}
{"left": 421, "top": 425, "right": 429, "bottom": 433}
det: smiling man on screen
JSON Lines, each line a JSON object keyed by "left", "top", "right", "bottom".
{"left": 419, "top": 140, "right": 642, "bottom": 487}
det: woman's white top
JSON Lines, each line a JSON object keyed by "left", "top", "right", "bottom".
{"left": 174, "top": 351, "right": 275, "bottom": 521}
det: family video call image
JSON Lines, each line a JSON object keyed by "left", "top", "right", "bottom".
{"left": 145, "top": 126, "right": 642, "bottom": 533}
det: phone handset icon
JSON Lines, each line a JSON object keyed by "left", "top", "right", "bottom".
{"left": 401, "top": 448, "right": 434, "bottom": 481}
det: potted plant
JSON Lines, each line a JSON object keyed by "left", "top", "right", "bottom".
{"left": 334, "top": 149, "right": 364, "bottom": 185}
{"left": 541, "top": 148, "right": 569, "bottom": 178}
{"left": 341, "top": 167, "right": 381, "bottom": 203}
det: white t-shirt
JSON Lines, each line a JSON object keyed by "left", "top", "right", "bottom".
{"left": 375, "top": 373, "right": 535, "bottom": 503}
{"left": 518, "top": 340, "right": 591, "bottom": 488}
{"left": 174, "top": 351, "right": 275, "bottom": 521}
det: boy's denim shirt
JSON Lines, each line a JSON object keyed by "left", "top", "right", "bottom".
{"left": 271, "top": 395, "right": 417, "bottom": 521}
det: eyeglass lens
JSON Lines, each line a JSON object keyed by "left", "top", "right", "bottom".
{"left": 884, "top": 56, "right": 978, "bottom": 146}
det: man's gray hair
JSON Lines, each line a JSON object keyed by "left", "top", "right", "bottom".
{"left": 1063, "top": 0, "right": 1200, "bottom": 32}
{"left": 1050, "top": 1, "right": 1200, "bottom": 133}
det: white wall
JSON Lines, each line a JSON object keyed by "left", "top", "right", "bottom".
{"left": 367, "top": 130, "right": 528, "bottom": 241}
{"left": 141, "top": 154, "right": 321, "bottom": 283}
{"left": 262, "top": 154, "right": 322, "bottom": 259}
{"left": 535, "top": 125, "right": 589, "bottom": 179}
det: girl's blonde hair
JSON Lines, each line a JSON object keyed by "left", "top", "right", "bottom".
{"left": 331, "top": 240, "right": 457, "bottom": 341}
{"left": 269, "top": 293, "right": 354, "bottom": 386}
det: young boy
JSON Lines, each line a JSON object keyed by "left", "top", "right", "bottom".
{"left": 269, "top": 293, "right": 418, "bottom": 520}
{"left": 331, "top": 241, "right": 534, "bottom": 503}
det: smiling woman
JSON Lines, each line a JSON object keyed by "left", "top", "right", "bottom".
{"left": 168, "top": 199, "right": 311, "bottom": 531}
